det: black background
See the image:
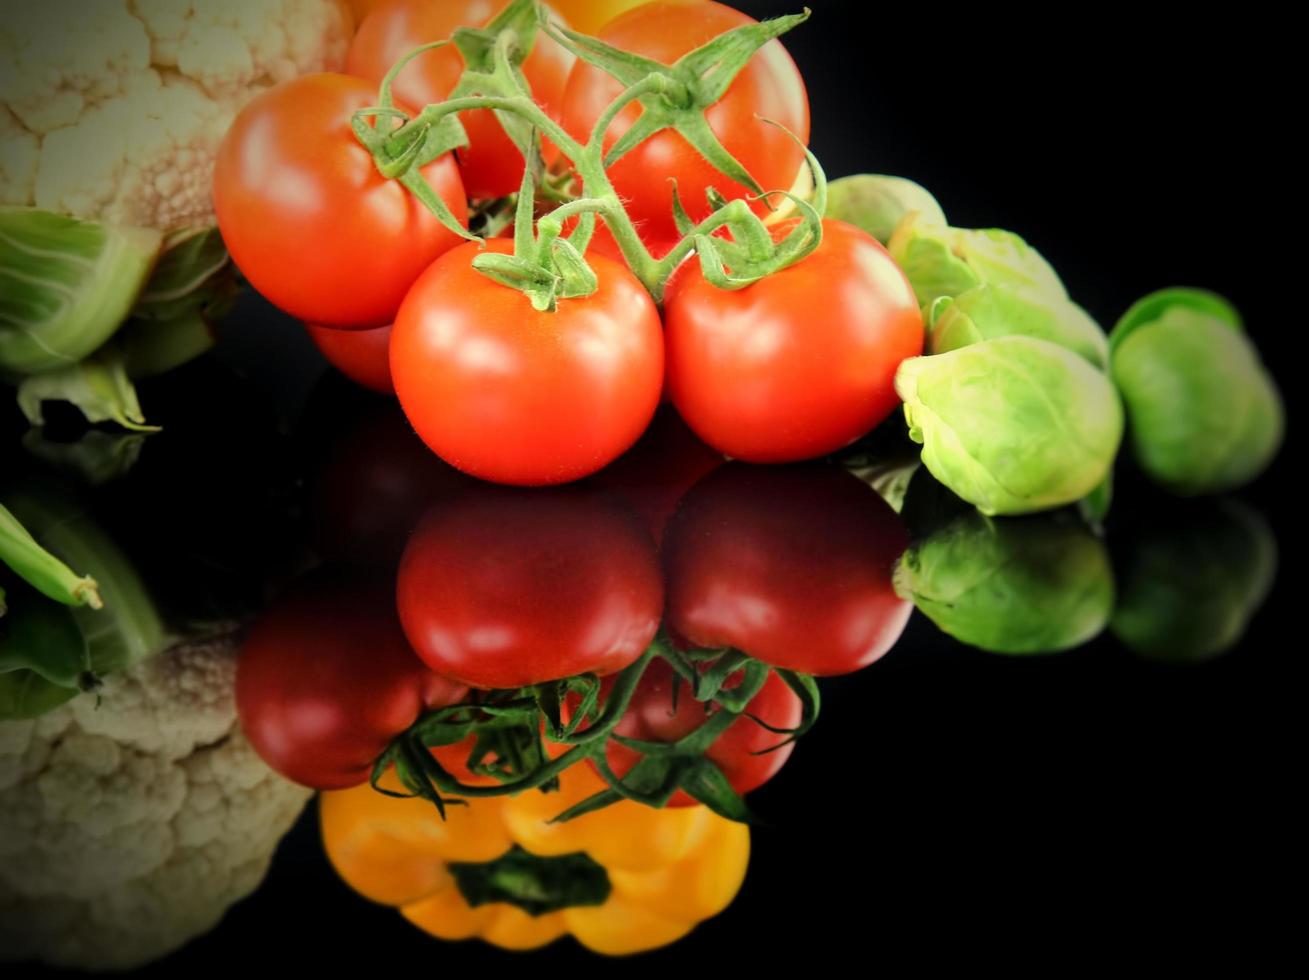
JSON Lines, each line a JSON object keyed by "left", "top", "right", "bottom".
{"left": 14, "top": 1, "right": 1298, "bottom": 973}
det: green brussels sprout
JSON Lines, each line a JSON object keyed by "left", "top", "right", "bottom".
{"left": 825, "top": 174, "right": 947, "bottom": 245}
{"left": 927, "top": 283, "right": 1109, "bottom": 370}
{"left": 893, "top": 511, "right": 1114, "bottom": 654}
{"left": 887, "top": 213, "right": 1066, "bottom": 307}
{"left": 1109, "top": 288, "right": 1283, "bottom": 495}
{"left": 895, "top": 336, "right": 1124, "bottom": 516}
{"left": 1111, "top": 498, "right": 1276, "bottom": 663}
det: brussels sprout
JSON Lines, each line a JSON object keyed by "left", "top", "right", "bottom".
{"left": 894, "top": 511, "right": 1114, "bottom": 654}
{"left": 1109, "top": 288, "right": 1283, "bottom": 495}
{"left": 1111, "top": 498, "right": 1276, "bottom": 663}
{"left": 896, "top": 336, "right": 1123, "bottom": 516}
{"left": 887, "top": 213, "right": 1066, "bottom": 307}
{"left": 825, "top": 174, "right": 947, "bottom": 245}
{"left": 927, "top": 283, "right": 1109, "bottom": 370}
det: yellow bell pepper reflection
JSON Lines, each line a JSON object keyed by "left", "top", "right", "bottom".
{"left": 320, "top": 761, "right": 749, "bottom": 954}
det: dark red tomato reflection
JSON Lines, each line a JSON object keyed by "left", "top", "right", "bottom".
{"left": 584, "top": 657, "right": 801, "bottom": 807}
{"left": 663, "top": 463, "right": 912, "bottom": 676}
{"left": 236, "top": 571, "right": 467, "bottom": 790}
{"left": 306, "top": 322, "right": 394, "bottom": 395}
{"left": 592, "top": 404, "right": 724, "bottom": 546}
{"left": 308, "top": 400, "right": 470, "bottom": 569}
{"left": 396, "top": 486, "right": 664, "bottom": 690}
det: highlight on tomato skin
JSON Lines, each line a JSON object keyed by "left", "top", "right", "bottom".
{"left": 664, "top": 218, "right": 925, "bottom": 464}
{"left": 306, "top": 322, "right": 394, "bottom": 395}
{"left": 236, "top": 570, "right": 468, "bottom": 791}
{"left": 347, "top": 0, "right": 577, "bottom": 200}
{"left": 662, "top": 462, "right": 914, "bottom": 676}
{"left": 396, "top": 483, "right": 664, "bottom": 690}
{"left": 213, "top": 72, "right": 469, "bottom": 330}
{"left": 389, "top": 238, "right": 664, "bottom": 487}
{"left": 559, "top": 0, "right": 811, "bottom": 258}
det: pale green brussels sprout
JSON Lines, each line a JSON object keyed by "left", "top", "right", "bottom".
{"left": 927, "top": 283, "right": 1109, "bottom": 370}
{"left": 887, "top": 213, "right": 1066, "bottom": 307}
{"left": 824, "top": 174, "right": 947, "bottom": 245}
{"left": 1109, "top": 288, "right": 1283, "bottom": 495}
{"left": 894, "top": 511, "right": 1114, "bottom": 654}
{"left": 1111, "top": 498, "right": 1276, "bottom": 663}
{"left": 895, "top": 336, "right": 1124, "bottom": 516}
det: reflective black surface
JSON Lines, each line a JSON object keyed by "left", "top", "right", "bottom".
{"left": 2, "top": 2, "right": 1296, "bottom": 972}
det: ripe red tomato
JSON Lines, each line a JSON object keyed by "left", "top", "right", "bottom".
{"left": 390, "top": 238, "right": 664, "bottom": 486}
{"left": 347, "top": 0, "right": 576, "bottom": 200}
{"left": 559, "top": 0, "right": 809, "bottom": 257}
{"left": 396, "top": 486, "right": 664, "bottom": 689}
{"left": 306, "top": 322, "right": 394, "bottom": 394}
{"left": 662, "top": 462, "right": 913, "bottom": 676}
{"left": 664, "top": 218, "right": 924, "bottom": 462}
{"left": 586, "top": 657, "right": 801, "bottom": 807}
{"left": 236, "top": 572, "right": 467, "bottom": 790}
{"left": 213, "top": 73, "right": 468, "bottom": 329}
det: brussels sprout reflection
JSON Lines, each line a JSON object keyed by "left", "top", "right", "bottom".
{"left": 1111, "top": 498, "right": 1276, "bottom": 663}
{"left": 896, "top": 336, "right": 1123, "bottom": 516}
{"left": 893, "top": 511, "right": 1114, "bottom": 655}
{"left": 1109, "top": 288, "right": 1283, "bottom": 496}
{"left": 825, "top": 174, "right": 947, "bottom": 245}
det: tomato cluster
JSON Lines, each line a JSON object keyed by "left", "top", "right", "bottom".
{"left": 236, "top": 436, "right": 912, "bottom": 817}
{"left": 212, "top": 0, "right": 924, "bottom": 487}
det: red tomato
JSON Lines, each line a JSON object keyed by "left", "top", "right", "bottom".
{"left": 559, "top": 0, "right": 809, "bottom": 257}
{"left": 306, "top": 322, "right": 394, "bottom": 394}
{"left": 213, "top": 73, "right": 468, "bottom": 329}
{"left": 347, "top": 0, "right": 576, "bottom": 200}
{"left": 390, "top": 238, "right": 664, "bottom": 486}
{"left": 664, "top": 218, "right": 924, "bottom": 462}
{"left": 662, "top": 462, "right": 913, "bottom": 676}
{"left": 591, "top": 403, "right": 724, "bottom": 546}
{"left": 236, "top": 572, "right": 467, "bottom": 790}
{"left": 396, "top": 485, "right": 664, "bottom": 689}
{"left": 585, "top": 657, "right": 801, "bottom": 807}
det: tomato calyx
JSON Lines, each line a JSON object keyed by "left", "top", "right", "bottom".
{"left": 543, "top": 9, "right": 810, "bottom": 187}
{"left": 552, "top": 646, "right": 820, "bottom": 825}
{"left": 665, "top": 126, "right": 827, "bottom": 292}
{"left": 469, "top": 162, "right": 601, "bottom": 311}
{"left": 370, "top": 638, "right": 821, "bottom": 826}
{"left": 349, "top": 41, "right": 476, "bottom": 247}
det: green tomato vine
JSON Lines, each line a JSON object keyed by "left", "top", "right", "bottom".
{"left": 350, "top": 0, "right": 825, "bottom": 308}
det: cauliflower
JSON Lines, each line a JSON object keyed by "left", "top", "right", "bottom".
{"left": 0, "top": 0, "right": 352, "bottom": 232}
{"left": 0, "top": 632, "right": 313, "bottom": 972}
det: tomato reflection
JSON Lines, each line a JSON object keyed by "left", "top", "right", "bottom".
{"left": 397, "top": 485, "right": 663, "bottom": 689}
{"left": 592, "top": 404, "right": 724, "bottom": 546}
{"left": 663, "top": 462, "right": 912, "bottom": 675}
{"left": 236, "top": 570, "right": 466, "bottom": 790}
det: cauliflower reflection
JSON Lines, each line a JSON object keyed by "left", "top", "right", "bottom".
{"left": 0, "top": 633, "right": 312, "bottom": 972}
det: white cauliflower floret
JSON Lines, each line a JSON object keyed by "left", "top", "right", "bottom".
{"left": 0, "top": 106, "right": 39, "bottom": 204}
{"left": 0, "top": 0, "right": 352, "bottom": 232}
{"left": 0, "top": 634, "right": 313, "bottom": 972}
